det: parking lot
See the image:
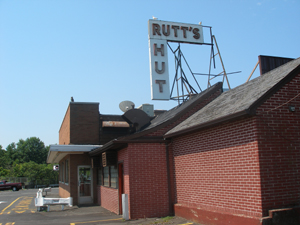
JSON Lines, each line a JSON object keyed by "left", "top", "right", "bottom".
{"left": 0, "top": 188, "right": 195, "bottom": 225}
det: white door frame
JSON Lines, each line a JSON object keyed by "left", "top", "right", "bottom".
{"left": 78, "top": 165, "right": 93, "bottom": 204}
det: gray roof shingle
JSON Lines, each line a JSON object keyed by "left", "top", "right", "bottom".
{"left": 165, "top": 57, "right": 300, "bottom": 137}
{"left": 143, "top": 82, "right": 222, "bottom": 132}
{"left": 113, "top": 82, "right": 223, "bottom": 141}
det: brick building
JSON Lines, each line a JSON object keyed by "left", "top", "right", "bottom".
{"left": 47, "top": 102, "right": 130, "bottom": 205}
{"left": 90, "top": 82, "right": 223, "bottom": 218}
{"left": 164, "top": 57, "right": 300, "bottom": 225}
{"left": 47, "top": 57, "right": 300, "bottom": 225}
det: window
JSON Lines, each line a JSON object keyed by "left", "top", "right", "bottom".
{"left": 59, "top": 163, "right": 61, "bottom": 182}
{"left": 101, "top": 165, "right": 118, "bottom": 188}
{"left": 61, "top": 162, "right": 64, "bottom": 183}
{"left": 110, "top": 166, "right": 118, "bottom": 188}
{"left": 59, "top": 162, "right": 63, "bottom": 182}
{"left": 65, "top": 160, "right": 69, "bottom": 184}
{"left": 103, "top": 167, "right": 109, "bottom": 186}
{"left": 97, "top": 167, "right": 102, "bottom": 185}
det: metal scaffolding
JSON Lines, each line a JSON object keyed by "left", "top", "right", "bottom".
{"left": 168, "top": 26, "right": 233, "bottom": 104}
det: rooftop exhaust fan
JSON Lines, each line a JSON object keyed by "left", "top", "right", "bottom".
{"left": 122, "top": 109, "right": 150, "bottom": 131}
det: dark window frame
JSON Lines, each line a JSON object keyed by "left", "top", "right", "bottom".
{"left": 65, "top": 159, "right": 69, "bottom": 185}
{"left": 97, "top": 167, "right": 103, "bottom": 185}
{"left": 61, "top": 162, "right": 64, "bottom": 183}
{"left": 97, "top": 165, "right": 118, "bottom": 189}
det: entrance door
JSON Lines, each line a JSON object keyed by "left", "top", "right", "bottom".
{"left": 78, "top": 166, "right": 93, "bottom": 204}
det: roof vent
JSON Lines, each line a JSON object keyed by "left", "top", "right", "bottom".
{"left": 259, "top": 55, "right": 294, "bottom": 75}
{"left": 137, "top": 104, "right": 154, "bottom": 117}
{"left": 122, "top": 109, "right": 150, "bottom": 131}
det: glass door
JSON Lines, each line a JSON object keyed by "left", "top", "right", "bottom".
{"left": 78, "top": 166, "right": 93, "bottom": 204}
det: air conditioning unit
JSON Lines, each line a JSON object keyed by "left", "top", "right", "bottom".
{"left": 137, "top": 104, "right": 154, "bottom": 117}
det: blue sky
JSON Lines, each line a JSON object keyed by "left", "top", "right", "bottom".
{"left": 0, "top": 0, "right": 299, "bottom": 149}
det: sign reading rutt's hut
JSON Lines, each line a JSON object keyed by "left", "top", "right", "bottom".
{"left": 148, "top": 20, "right": 204, "bottom": 100}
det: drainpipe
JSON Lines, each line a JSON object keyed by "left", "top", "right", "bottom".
{"left": 165, "top": 142, "right": 174, "bottom": 215}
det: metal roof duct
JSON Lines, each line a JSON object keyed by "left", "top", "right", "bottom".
{"left": 259, "top": 55, "right": 294, "bottom": 75}
{"left": 122, "top": 109, "right": 151, "bottom": 131}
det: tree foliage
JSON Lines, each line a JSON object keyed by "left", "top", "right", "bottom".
{"left": 0, "top": 167, "right": 10, "bottom": 177}
{"left": 0, "top": 145, "right": 9, "bottom": 168}
{"left": 0, "top": 138, "right": 58, "bottom": 185}
{"left": 5, "top": 137, "right": 49, "bottom": 165}
{"left": 12, "top": 161, "right": 57, "bottom": 185}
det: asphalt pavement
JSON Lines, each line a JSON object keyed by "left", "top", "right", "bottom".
{"left": 0, "top": 188, "right": 196, "bottom": 225}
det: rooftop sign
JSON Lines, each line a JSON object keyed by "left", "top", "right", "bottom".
{"left": 148, "top": 20, "right": 204, "bottom": 100}
{"left": 148, "top": 20, "right": 204, "bottom": 44}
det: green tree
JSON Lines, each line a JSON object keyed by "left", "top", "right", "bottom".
{"left": 0, "top": 145, "right": 8, "bottom": 166}
{"left": 6, "top": 137, "right": 48, "bottom": 165}
{"left": 5, "top": 143, "right": 17, "bottom": 166}
{"left": 17, "top": 137, "right": 49, "bottom": 164}
{"left": 37, "top": 163, "right": 59, "bottom": 185}
{"left": 2, "top": 138, "right": 58, "bottom": 185}
{"left": 10, "top": 161, "right": 58, "bottom": 185}
{"left": 0, "top": 145, "right": 10, "bottom": 177}
{"left": 0, "top": 167, "right": 9, "bottom": 177}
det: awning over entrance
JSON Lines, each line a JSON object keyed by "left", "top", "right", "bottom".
{"left": 47, "top": 145, "right": 102, "bottom": 164}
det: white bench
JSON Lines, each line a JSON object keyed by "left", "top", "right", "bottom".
{"left": 41, "top": 187, "right": 51, "bottom": 196}
{"left": 35, "top": 189, "right": 73, "bottom": 211}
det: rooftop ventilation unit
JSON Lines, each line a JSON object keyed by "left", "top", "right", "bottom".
{"left": 122, "top": 109, "right": 150, "bottom": 131}
{"left": 137, "top": 104, "right": 154, "bottom": 117}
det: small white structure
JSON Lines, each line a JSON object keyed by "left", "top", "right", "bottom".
{"left": 122, "top": 194, "right": 129, "bottom": 220}
{"left": 42, "top": 187, "right": 51, "bottom": 196}
{"left": 35, "top": 189, "right": 73, "bottom": 211}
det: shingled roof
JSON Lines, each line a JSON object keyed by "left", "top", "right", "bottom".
{"left": 90, "top": 82, "right": 223, "bottom": 156}
{"left": 165, "top": 57, "right": 300, "bottom": 138}
{"left": 144, "top": 82, "right": 222, "bottom": 130}
{"left": 119, "top": 82, "right": 223, "bottom": 139}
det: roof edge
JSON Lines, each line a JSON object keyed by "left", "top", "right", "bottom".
{"left": 89, "top": 137, "right": 170, "bottom": 156}
{"left": 89, "top": 139, "right": 117, "bottom": 156}
{"left": 47, "top": 144, "right": 102, "bottom": 163}
{"left": 165, "top": 58, "right": 300, "bottom": 139}
{"left": 248, "top": 63, "right": 300, "bottom": 113}
{"left": 164, "top": 110, "right": 250, "bottom": 139}
{"left": 122, "top": 82, "right": 223, "bottom": 140}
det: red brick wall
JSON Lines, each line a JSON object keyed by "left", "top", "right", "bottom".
{"left": 59, "top": 106, "right": 71, "bottom": 145}
{"left": 97, "top": 148, "right": 129, "bottom": 215}
{"left": 98, "top": 87, "right": 222, "bottom": 219}
{"left": 99, "top": 186, "right": 119, "bottom": 214}
{"left": 69, "top": 103, "right": 100, "bottom": 144}
{"left": 59, "top": 184, "right": 71, "bottom": 198}
{"left": 127, "top": 143, "right": 170, "bottom": 219}
{"left": 167, "top": 142, "right": 175, "bottom": 214}
{"left": 172, "top": 117, "right": 263, "bottom": 220}
{"left": 59, "top": 102, "right": 100, "bottom": 145}
{"left": 256, "top": 73, "right": 300, "bottom": 216}
{"left": 99, "top": 145, "right": 170, "bottom": 219}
